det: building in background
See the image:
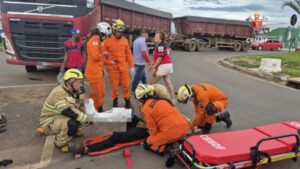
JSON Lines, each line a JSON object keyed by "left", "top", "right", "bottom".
{"left": 266, "top": 27, "right": 300, "bottom": 48}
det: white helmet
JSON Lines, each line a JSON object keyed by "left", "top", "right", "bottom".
{"left": 97, "top": 22, "right": 112, "bottom": 36}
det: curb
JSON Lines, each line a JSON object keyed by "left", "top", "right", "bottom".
{"left": 218, "top": 57, "right": 285, "bottom": 84}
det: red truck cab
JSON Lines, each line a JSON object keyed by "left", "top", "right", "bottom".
{"left": 1, "top": 0, "right": 100, "bottom": 72}
{"left": 1, "top": 0, "right": 172, "bottom": 72}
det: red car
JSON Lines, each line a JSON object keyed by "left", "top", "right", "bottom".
{"left": 251, "top": 40, "right": 283, "bottom": 51}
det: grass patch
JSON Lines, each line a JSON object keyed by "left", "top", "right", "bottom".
{"left": 226, "top": 52, "right": 300, "bottom": 77}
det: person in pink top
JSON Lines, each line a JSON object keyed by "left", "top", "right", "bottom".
{"left": 149, "top": 32, "right": 176, "bottom": 105}
{"left": 61, "top": 28, "right": 86, "bottom": 72}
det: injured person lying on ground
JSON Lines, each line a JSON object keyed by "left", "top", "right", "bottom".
{"left": 71, "top": 83, "right": 189, "bottom": 159}
{"left": 70, "top": 114, "right": 148, "bottom": 159}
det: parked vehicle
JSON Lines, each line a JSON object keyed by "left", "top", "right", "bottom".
{"left": 171, "top": 16, "right": 253, "bottom": 52}
{"left": 0, "top": 0, "right": 172, "bottom": 72}
{"left": 251, "top": 40, "right": 283, "bottom": 51}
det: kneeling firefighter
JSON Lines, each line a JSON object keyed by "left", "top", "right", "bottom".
{"left": 38, "top": 69, "right": 90, "bottom": 152}
{"left": 135, "top": 84, "right": 188, "bottom": 154}
{"left": 177, "top": 83, "right": 232, "bottom": 134}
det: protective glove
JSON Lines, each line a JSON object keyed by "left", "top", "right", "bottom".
{"left": 206, "top": 103, "right": 217, "bottom": 116}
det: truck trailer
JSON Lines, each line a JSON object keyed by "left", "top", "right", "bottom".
{"left": 0, "top": 0, "right": 172, "bottom": 72}
{"left": 171, "top": 16, "right": 253, "bottom": 52}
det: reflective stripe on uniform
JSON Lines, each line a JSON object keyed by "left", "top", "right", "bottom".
{"left": 40, "top": 115, "right": 65, "bottom": 128}
{"left": 55, "top": 100, "right": 67, "bottom": 108}
{"left": 76, "top": 113, "right": 87, "bottom": 123}
{"left": 43, "top": 103, "right": 59, "bottom": 113}
{"left": 41, "top": 99, "right": 68, "bottom": 127}
{"left": 44, "top": 99, "right": 67, "bottom": 113}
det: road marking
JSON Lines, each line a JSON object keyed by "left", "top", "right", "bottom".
{"left": 12, "top": 135, "right": 55, "bottom": 169}
{"left": 0, "top": 83, "right": 56, "bottom": 89}
{"left": 215, "top": 58, "right": 300, "bottom": 92}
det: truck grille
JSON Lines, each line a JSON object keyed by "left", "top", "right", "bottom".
{"left": 9, "top": 19, "right": 72, "bottom": 62}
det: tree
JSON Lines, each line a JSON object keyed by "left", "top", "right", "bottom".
{"left": 283, "top": 0, "right": 300, "bottom": 14}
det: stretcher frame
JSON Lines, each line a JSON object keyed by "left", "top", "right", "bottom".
{"left": 169, "top": 131, "right": 300, "bottom": 169}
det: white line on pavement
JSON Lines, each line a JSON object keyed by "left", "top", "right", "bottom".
{"left": 12, "top": 135, "right": 55, "bottom": 169}
{"left": 0, "top": 83, "right": 56, "bottom": 89}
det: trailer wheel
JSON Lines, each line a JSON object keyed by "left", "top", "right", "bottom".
{"left": 241, "top": 42, "right": 250, "bottom": 52}
{"left": 25, "top": 65, "right": 37, "bottom": 72}
{"left": 233, "top": 41, "right": 242, "bottom": 52}
{"left": 197, "top": 40, "right": 205, "bottom": 51}
{"left": 188, "top": 40, "right": 197, "bottom": 52}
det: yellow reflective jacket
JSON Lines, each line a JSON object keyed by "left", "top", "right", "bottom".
{"left": 39, "top": 84, "right": 88, "bottom": 128}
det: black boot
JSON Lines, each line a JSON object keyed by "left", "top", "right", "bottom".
{"left": 125, "top": 98, "right": 132, "bottom": 109}
{"left": 216, "top": 111, "right": 232, "bottom": 128}
{"left": 0, "top": 115, "right": 7, "bottom": 128}
{"left": 113, "top": 98, "right": 118, "bottom": 107}
{"left": 98, "top": 106, "right": 104, "bottom": 113}
{"left": 131, "top": 82, "right": 138, "bottom": 94}
{"left": 202, "top": 123, "right": 212, "bottom": 134}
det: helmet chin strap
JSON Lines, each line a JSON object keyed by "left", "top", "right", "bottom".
{"left": 66, "top": 79, "right": 83, "bottom": 96}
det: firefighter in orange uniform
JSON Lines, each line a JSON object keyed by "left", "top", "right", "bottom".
{"left": 103, "top": 19, "right": 135, "bottom": 108}
{"left": 177, "top": 83, "right": 232, "bottom": 134}
{"left": 135, "top": 84, "right": 188, "bottom": 154}
{"left": 85, "top": 22, "right": 112, "bottom": 112}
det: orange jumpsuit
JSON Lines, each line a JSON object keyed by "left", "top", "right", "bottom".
{"left": 141, "top": 99, "right": 188, "bottom": 152}
{"left": 103, "top": 35, "right": 134, "bottom": 100}
{"left": 191, "top": 83, "right": 228, "bottom": 129}
{"left": 85, "top": 35, "right": 105, "bottom": 110}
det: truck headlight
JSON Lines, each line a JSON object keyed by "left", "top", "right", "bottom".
{"left": 1, "top": 33, "right": 15, "bottom": 55}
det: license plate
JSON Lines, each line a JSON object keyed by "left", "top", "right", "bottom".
{"left": 37, "top": 61, "right": 49, "bottom": 66}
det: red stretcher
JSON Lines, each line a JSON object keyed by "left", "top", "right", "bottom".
{"left": 168, "top": 121, "right": 300, "bottom": 169}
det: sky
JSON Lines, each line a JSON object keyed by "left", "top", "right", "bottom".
{"left": 127, "top": 0, "right": 299, "bottom": 29}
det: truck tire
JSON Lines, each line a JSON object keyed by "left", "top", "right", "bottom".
{"left": 233, "top": 41, "right": 242, "bottom": 52}
{"left": 197, "top": 40, "right": 205, "bottom": 51}
{"left": 25, "top": 65, "right": 37, "bottom": 72}
{"left": 241, "top": 42, "right": 250, "bottom": 52}
{"left": 188, "top": 40, "right": 197, "bottom": 52}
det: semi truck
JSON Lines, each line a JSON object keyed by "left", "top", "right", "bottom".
{"left": 171, "top": 16, "right": 253, "bottom": 52}
{"left": 0, "top": 0, "right": 172, "bottom": 72}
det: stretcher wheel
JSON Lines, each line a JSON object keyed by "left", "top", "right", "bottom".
{"left": 165, "top": 157, "right": 176, "bottom": 168}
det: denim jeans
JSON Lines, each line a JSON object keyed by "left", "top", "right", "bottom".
{"left": 132, "top": 64, "right": 147, "bottom": 84}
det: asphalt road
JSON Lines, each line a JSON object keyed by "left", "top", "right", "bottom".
{"left": 0, "top": 49, "right": 299, "bottom": 169}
